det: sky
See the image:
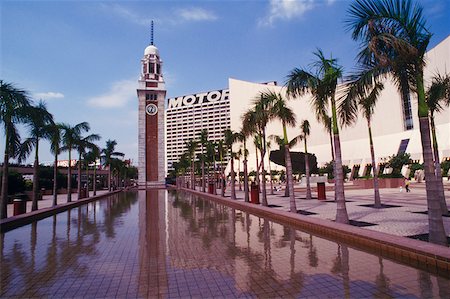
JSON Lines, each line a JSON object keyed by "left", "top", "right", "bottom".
{"left": 1, "top": 0, "right": 449, "bottom": 166}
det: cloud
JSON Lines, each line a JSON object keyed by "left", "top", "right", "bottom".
{"left": 176, "top": 7, "right": 218, "bottom": 22}
{"left": 259, "top": 0, "right": 323, "bottom": 27}
{"left": 102, "top": 3, "right": 217, "bottom": 27}
{"left": 102, "top": 3, "right": 153, "bottom": 26}
{"left": 87, "top": 79, "right": 137, "bottom": 108}
{"left": 33, "top": 92, "right": 65, "bottom": 100}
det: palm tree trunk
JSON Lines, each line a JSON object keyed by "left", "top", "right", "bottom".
{"left": 285, "top": 145, "right": 296, "bottom": 212}
{"left": 243, "top": 141, "right": 249, "bottom": 202}
{"left": 108, "top": 164, "right": 111, "bottom": 191}
{"left": 416, "top": 72, "right": 447, "bottom": 245}
{"left": 221, "top": 156, "right": 225, "bottom": 197}
{"left": 255, "top": 145, "right": 260, "bottom": 192}
{"left": 430, "top": 114, "right": 449, "bottom": 215}
{"left": 31, "top": 140, "right": 39, "bottom": 211}
{"left": 67, "top": 149, "right": 72, "bottom": 202}
{"left": 230, "top": 153, "right": 236, "bottom": 199}
{"left": 267, "top": 150, "right": 274, "bottom": 195}
{"left": 77, "top": 152, "right": 82, "bottom": 199}
{"left": 238, "top": 157, "right": 242, "bottom": 191}
{"left": 285, "top": 177, "right": 290, "bottom": 197}
{"left": 331, "top": 98, "right": 349, "bottom": 224}
{"left": 305, "top": 139, "right": 312, "bottom": 200}
{"left": 1, "top": 130, "right": 10, "bottom": 219}
{"left": 93, "top": 163, "right": 97, "bottom": 196}
{"left": 260, "top": 150, "right": 268, "bottom": 206}
{"left": 329, "top": 128, "right": 335, "bottom": 161}
{"left": 260, "top": 131, "right": 268, "bottom": 205}
{"left": 52, "top": 153, "right": 58, "bottom": 206}
{"left": 85, "top": 161, "right": 89, "bottom": 198}
{"left": 283, "top": 123, "right": 296, "bottom": 212}
{"left": 202, "top": 157, "right": 206, "bottom": 192}
{"left": 419, "top": 117, "right": 447, "bottom": 245}
{"left": 368, "top": 119, "right": 381, "bottom": 208}
{"left": 191, "top": 158, "right": 195, "bottom": 190}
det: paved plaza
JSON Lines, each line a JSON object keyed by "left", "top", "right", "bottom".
{"left": 5, "top": 190, "right": 110, "bottom": 218}
{"left": 210, "top": 180, "right": 450, "bottom": 239}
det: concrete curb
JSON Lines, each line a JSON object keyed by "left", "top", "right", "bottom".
{"left": 174, "top": 186, "right": 450, "bottom": 278}
{"left": 0, "top": 190, "right": 123, "bottom": 233}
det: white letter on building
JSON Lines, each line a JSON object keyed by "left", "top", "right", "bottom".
{"left": 207, "top": 91, "right": 221, "bottom": 103}
{"left": 183, "top": 95, "right": 196, "bottom": 106}
{"left": 168, "top": 97, "right": 184, "bottom": 109}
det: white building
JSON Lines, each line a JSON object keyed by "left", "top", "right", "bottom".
{"left": 166, "top": 35, "right": 450, "bottom": 177}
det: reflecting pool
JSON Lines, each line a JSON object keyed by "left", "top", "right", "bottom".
{"left": 1, "top": 190, "right": 449, "bottom": 298}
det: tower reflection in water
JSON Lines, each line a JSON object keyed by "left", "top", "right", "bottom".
{"left": 1, "top": 190, "right": 449, "bottom": 298}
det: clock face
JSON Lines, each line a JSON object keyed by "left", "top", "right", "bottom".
{"left": 145, "top": 103, "right": 158, "bottom": 115}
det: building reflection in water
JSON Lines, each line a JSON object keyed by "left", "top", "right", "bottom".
{"left": 1, "top": 190, "right": 449, "bottom": 298}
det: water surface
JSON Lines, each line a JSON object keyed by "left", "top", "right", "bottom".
{"left": 1, "top": 190, "right": 449, "bottom": 298}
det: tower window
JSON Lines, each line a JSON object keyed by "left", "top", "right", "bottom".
{"left": 149, "top": 63, "right": 155, "bottom": 74}
{"left": 146, "top": 93, "right": 157, "bottom": 101}
{"left": 156, "top": 64, "right": 161, "bottom": 75}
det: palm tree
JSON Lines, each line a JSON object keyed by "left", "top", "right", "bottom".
{"left": 300, "top": 120, "right": 312, "bottom": 200}
{"left": 199, "top": 129, "right": 208, "bottom": 192}
{"left": 287, "top": 49, "right": 349, "bottom": 223}
{"left": 347, "top": 0, "right": 447, "bottom": 245}
{"left": 185, "top": 139, "right": 198, "bottom": 190}
{"left": 253, "top": 135, "right": 262, "bottom": 193}
{"left": 269, "top": 134, "right": 300, "bottom": 197}
{"left": 236, "top": 147, "right": 243, "bottom": 191}
{"left": 266, "top": 140, "right": 274, "bottom": 195}
{"left": 101, "top": 139, "right": 124, "bottom": 192}
{"left": 49, "top": 123, "right": 63, "bottom": 206}
{"left": 340, "top": 79, "right": 384, "bottom": 208}
{"left": 75, "top": 133, "right": 100, "bottom": 198}
{"left": 61, "top": 122, "right": 90, "bottom": 202}
{"left": 217, "top": 139, "right": 226, "bottom": 196}
{"left": 84, "top": 145, "right": 100, "bottom": 197}
{"left": 426, "top": 73, "right": 450, "bottom": 215}
{"left": 17, "top": 101, "right": 54, "bottom": 211}
{"left": 224, "top": 129, "right": 237, "bottom": 199}
{"left": 237, "top": 130, "right": 250, "bottom": 202}
{"left": 253, "top": 94, "right": 274, "bottom": 205}
{"left": 266, "top": 91, "right": 297, "bottom": 212}
{"left": 205, "top": 140, "right": 217, "bottom": 193}
{"left": 0, "top": 81, "right": 32, "bottom": 219}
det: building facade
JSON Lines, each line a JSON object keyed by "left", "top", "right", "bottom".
{"left": 166, "top": 89, "right": 231, "bottom": 172}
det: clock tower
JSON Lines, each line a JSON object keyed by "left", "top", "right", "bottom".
{"left": 137, "top": 24, "right": 166, "bottom": 188}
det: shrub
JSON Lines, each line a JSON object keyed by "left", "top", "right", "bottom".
{"left": 387, "top": 153, "right": 411, "bottom": 176}
{"left": 0, "top": 171, "right": 26, "bottom": 195}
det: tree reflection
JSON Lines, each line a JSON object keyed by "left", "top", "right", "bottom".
{"left": 0, "top": 192, "right": 136, "bottom": 297}
{"left": 374, "top": 257, "right": 391, "bottom": 298}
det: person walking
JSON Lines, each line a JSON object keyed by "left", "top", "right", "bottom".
{"left": 405, "top": 178, "right": 411, "bottom": 193}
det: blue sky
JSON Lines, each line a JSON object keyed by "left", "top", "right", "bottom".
{"left": 1, "top": 0, "right": 449, "bottom": 165}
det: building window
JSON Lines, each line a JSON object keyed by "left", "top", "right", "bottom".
{"left": 149, "top": 63, "right": 155, "bottom": 74}
{"left": 397, "top": 139, "right": 410, "bottom": 154}
{"left": 401, "top": 92, "right": 414, "bottom": 130}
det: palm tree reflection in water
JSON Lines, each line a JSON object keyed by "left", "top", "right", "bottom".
{"left": 1, "top": 191, "right": 448, "bottom": 298}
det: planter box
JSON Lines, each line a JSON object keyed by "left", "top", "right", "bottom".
{"left": 353, "top": 178, "right": 405, "bottom": 189}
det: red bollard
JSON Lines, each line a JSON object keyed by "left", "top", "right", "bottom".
{"left": 317, "top": 182, "right": 326, "bottom": 200}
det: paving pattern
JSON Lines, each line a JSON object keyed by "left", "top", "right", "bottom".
{"left": 230, "top": 181, "right": 450, "bottom": 239}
